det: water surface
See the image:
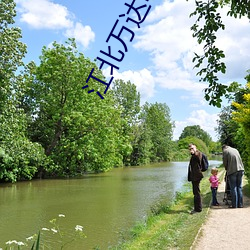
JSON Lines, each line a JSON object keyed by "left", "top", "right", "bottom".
{"left": 0, "top": 160, "right": 221, "bottom": 249}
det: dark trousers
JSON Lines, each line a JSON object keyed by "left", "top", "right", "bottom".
{"left": 192, "top": 181, "right": 202, "bottom": 212}
{"left": 211, "top": 187, "right": 218, "bottom": 205}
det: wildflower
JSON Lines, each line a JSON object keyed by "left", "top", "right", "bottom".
{"left": 17, "top": 242, "right": 25, "bottom": 246}
{"left": 51, "top": 228, "right": 58, "bottom": 233}
{"left": 42, "top": 228, "right": 50, "bottom": 231}
{"left": 75, "top": 225, "right": 83, "bottom": 232}
{"left": 5, "top": 240, "right": 25, "bottom": 246}
{"left": 6, "top": 240, "right": 17, "bottom": 245}
{"left": 58, "top": 214, "right": 65, "bottom": 217}
{"left": 26, "top": 236, "right": 34, "bottom": 241}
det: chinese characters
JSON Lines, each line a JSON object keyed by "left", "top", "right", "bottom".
{"left": 82, "top": 0, "right": 151, "bottom": 99}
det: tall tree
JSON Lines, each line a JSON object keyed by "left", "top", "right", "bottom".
{"left": 230, "top": 75, "right": 250, "bottom": 176}
{"left": 0, "top": 0, "right": 46, "bottom": 182}
{"left": 140, "top": 102, "right": 174, "bottom": 162}
{"left": 178, "top": 136, "right": 209, "bottom": 156}
{"left": 112, "top": 79, "right": 140, "bottom": 123}
{"left": 24, "top": 39, "right": 127, "bottom": 175}
{"left": 190, "top": 0, "right": 250, "bottom": 107}
{"left": 0, "top": 0, "right": 26, "bottom": 109}
{"left": 179, "top": 125, "right": 212, "bottom": 146}
{"left": 216, "top": 106, "right": 240, "bottom": 147}
{"left": 112, "top": 79, "right": 140, "bottom": 165}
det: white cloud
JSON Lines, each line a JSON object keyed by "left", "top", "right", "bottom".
{"left": 16, "top": 0, "right": 73, "bottom": 29}
{"left": 173, "top": 110, "right": 219, "bottom": 141}
{"left": 103, "top": 68, "right": 155, "bottom": 103}
{"left": 133, "top": 0, "right": 250, "bottom": 98}
{"left": 214, "top": 7, "right": 250, "bottom": 81}
{"left": 132, "top": 0, "right": 204, "bottom": 100}
{"left": 16, "top": 0, "right": 95, "bottom": 48}
{"left": 65, "top": 22, "right": 95, "bottom": 48}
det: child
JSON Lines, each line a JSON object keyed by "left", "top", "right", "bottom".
{"left": 209, "top": 168, "right": 220, "bottom": 206}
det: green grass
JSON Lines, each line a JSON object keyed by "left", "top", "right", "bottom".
{"left": 111, "top": 170, "right": 225, "bottom": 250}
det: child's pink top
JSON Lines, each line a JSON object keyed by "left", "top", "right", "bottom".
{"left": 209, "top": 175, "right": 219, "bottom": 188}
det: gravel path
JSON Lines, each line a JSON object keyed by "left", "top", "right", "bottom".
{"left": 192, "top": 174, "right": 250, "bottom": 250}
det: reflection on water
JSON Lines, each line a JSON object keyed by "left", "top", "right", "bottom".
{"left": 0, "top": 160, "right": 221, "bottom": 249}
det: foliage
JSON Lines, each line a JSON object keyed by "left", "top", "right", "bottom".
{"left": 189, "top": 0, "right": 250, "bottom": 107}
{"left": 0, "top": 0, "right": 48, "bottom": 182}
{"left": 178, "top": 136, "right": 209, "bottom": 156}
{"left": 215, "top": 72, "right": 250, "bottom": 176}
{"left": 112, "top": 79, "right": 140, "bottom": 123}
{"left": 231, "top": 82, "right": 250, "bottom": 176}
{"left": 216, "top": 106, "right": 240, "bottom": 147}
{"left": 0, "top": 0, "right": 27, "bottom": 108}
{"left": 179, "top": 125, "right": 212, "bottom": 146}
{"left": 140, "top": 102, "right": 174, "bottom": 162}
{"left": 209, "top": 141, "right": 222, "bottom": 154}
{"left": 23, "top": 39, "right": 129, "bottom": 175}
{"left": 111, "top": 79, "right": 140, "bottom": 165}
{"left": 129, "top": 122, "right": 153, "bottom": 165}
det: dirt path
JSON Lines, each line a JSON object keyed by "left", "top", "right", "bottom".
{"left": 192, "top": 174, "right": 250, "bottom": 250}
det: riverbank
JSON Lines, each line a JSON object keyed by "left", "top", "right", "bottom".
{"left": 111, "top": 170, "right": 221, "bottom": 249}
{"left": 112, "top": 169, "right": 250, "bottom": 250}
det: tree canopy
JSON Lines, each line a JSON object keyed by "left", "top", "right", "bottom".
{"left": 179, "top": 125, "right": 212, "bottom": 146}
{"left": 0, "top": 0, "right": 48, "bottom": 182}
{"left": 190, "top": 0, "right": 250, "bottom": 107}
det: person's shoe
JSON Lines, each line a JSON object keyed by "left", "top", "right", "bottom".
{"left": 190, "top": 209, "right": 201, "bottom": 214}
{"left": 238, "top": 205, "right": 243, "bottom": 208}
{"left": 212, "top": 203, "right": 220, "bottom": 206}
{"left": 228, "top": 205, "right": 236, "bottom": 208}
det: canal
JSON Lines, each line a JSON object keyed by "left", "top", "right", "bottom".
{"left": 0, "top": 160, "right": 221, "bottom": 249}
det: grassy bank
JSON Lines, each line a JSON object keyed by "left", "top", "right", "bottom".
{"left": 111, "top": 169, "right": 225, "bottom": 250}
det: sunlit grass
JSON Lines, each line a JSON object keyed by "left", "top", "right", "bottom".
{"left": 111, "top": 173, "right": 219, "bottom": 250}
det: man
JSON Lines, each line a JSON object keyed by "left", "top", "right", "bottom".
{"left": 222, "top": 144, "right": 244, "bottom": 208}
{"left": 188, "top": 143, "right": 204, "bottom": 214}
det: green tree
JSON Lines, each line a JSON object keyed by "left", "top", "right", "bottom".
{"left": 216, "top": 73, "right": 250, "bottom": 150}
{"left": 111, "top": 79, "right": 140, "bottom": 165}
{"left": 140, "top": 102, "right": 174, "bottom": 162}
{"left": 112, "top": 79, "right": 140, "bottom": 123}
{"left": 190, "top": 0, "right": 250, "bottom": 107}
{"left": 129, "top": 122, "right": 153, "bottom": 165}
{"left": 0, "top": 0, "right": 26, "bottom": 108}
{"left": 0, "top": 0, "right": 47, "bottom": 182}
{"left": 24, "top": 39, "right": 128, "bottom": 175}
{"left": 230, "top": 80, "right": 250, "bottom": 176}
{"left": 216, "top": 106, "right": 240, "bottom": 147}
{"left": 179, "top": 125, "right": 212, "bottom": 146}
{"left": 215, "top": 72, "right": 250, "bottom": 176}
{"left": 178, "top": 136, "right": 209, "bottom": 156}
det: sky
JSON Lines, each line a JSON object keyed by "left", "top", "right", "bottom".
{"left": 14, "top": 0, "right": 250, "bottom": 141}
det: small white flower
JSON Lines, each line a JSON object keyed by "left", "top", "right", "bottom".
{"left": 42, "top": 228, "right": 50, "bottom": 231}
{"left": 51, "top": 228, "right": 58, "bottom": 233}
{"left": 75, "top": 225, "right": 83, "bottom": 231}
{"left": 17, "top": 242, "right": 25, "bottom": 246}
{"left": 26, "top": 236, "right": 34, "bottom": 241}
{"left": 58, "top": 214, "right": 65, "bottom": 217}
{"left": 6, "top": 240, "right": 17, "bottom": 245}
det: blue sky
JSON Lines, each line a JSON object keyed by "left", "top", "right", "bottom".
{"left": 14, "top": 0, "right": 250, "bottom": 141}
